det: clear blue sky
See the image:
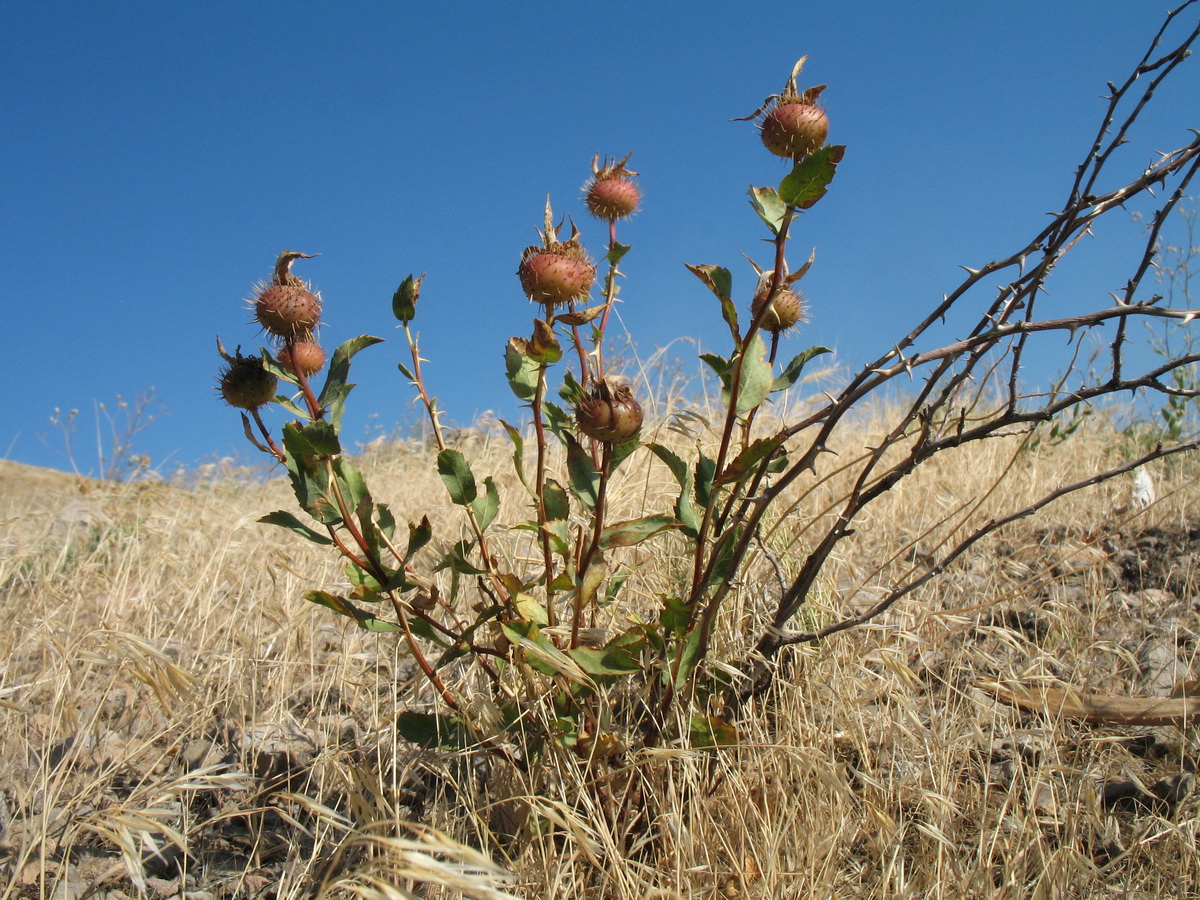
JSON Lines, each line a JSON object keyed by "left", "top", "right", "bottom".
{"left": 3, "top": 1, "right": 1197, "bottom": 477}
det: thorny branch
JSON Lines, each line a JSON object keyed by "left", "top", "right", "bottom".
{"left": 728, "top": 3, "right": 1200, "bottom": 702}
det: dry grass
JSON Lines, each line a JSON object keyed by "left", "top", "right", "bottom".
{"left": 0, "top": 415, "right": 1198, "bottom": 899}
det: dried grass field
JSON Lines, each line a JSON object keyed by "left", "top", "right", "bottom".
{"left": 0, "top": 414, "right": 1198, "bottom": 899}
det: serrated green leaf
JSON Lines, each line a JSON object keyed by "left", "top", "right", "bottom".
{"left": 406, "top": 515, "right": 432, "bottom": 559}
{"left": 558, "top": 370, "right": 587, "bottom": 407}
{"left": 437, "top": 449, "right": 477, "bottom": 505}
{"left": 284, "top": 420, "right": 341, "bottom": 457}
{"left": 391, "top": 274, "right": 423, "bottom": 324}
{"left": 772, "top": 345, "right": 831, "bottom": 393}
{"left": 778, "top": 145, "right": 846, "bottom": 209}
{"left": 435, "top": 540, "right": 485, "bottom": 576}
{"left": 606, "top": 242, "right": 631, "bottom": 266}
{"left": 499, "top": 419, "right": 533, "bottom": 496}
{"left": 505, "top": 338, "right": 540, "bottom": 402}
{"left": 471, "top": 476, "right": 500, "bottom": 531}
{"left": 610, "top": 436, "right": 641, "bottom": 473}
{"left": 259, "top": 510, "right": 333, "bottom": 545}
{"left": 334, "top": 458, "right": 371, "bottom": 511}
{"left": 599, "top": 514, "right": 678, "bottom": 549}
{"left": 543, "top": 478, "right": 569, "bottom": 521}
{"left": 695, "top": 453, "right": 717, "bottom": 507}
{"left": 688, "top": 714, "right": 739, "bottom": 749}
{"left": 700, "top": 352, "right": 729, "bottom": 379}
{"left": 568, "top": 644, "right": 641, "bottom": 677}
{"left": 318, "top": 335, "right": 384, "bottom": 409}
{"left": 674, "top": 625, "right": 703, "bottom": 690}
{"left": 563, "top": 433, "right": 600, "bottom": 510}
{"left": 304, "top": 590, "right": 402, "bottom": 632}
{"left": 541, "top": 401, "right": 572, "bottom": 443}
{"left": 686, "top": 264, "right": 740, "bottom": 346}
{"left": 648, "top": 443, "right": 688, "bottom": 487}
{"left": 728, "top": 333, "right": 774, "bottom": 415}
{"left": 396, "top": 711, "right": 470, "bottom": 750}
{"left": 660, "top": 595, "right": 690, "bottom": 637}
{"left": 748, "top": 185, "right": 787, "bottom": 235}
{"left": 716, "top": 433, "right": 786, "bottom": 486}
{"left": 514, "top": 592, "right": 549, "bottom": 627}
{"left": 502, "top": 621, "right": 596, "bottom": 687}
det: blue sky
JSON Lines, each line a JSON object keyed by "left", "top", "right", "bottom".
{"left": 3, "top": 1, "right": 1198, "bottom": 477}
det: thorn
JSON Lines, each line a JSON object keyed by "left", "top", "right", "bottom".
{"left": 961, "top": 265, "right": 982, "bottom": 277}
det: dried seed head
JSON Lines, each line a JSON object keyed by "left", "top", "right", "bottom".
{"left": 760, "top": 100, "right": 828, "bottom": 159}
{"left": 254, "top": 284, "right": 321, "bottom": 340}
{"left": 277, "top": 341, "right": 326, "bottom": 377}
{"left": 219, "top": 354, "right": 278, "bottom": 410}
{"left": 575, "top": 378, "right": 643, "bottom": 443}
{"left": 585, "top": 153, "right": 641, "bottom": 220}
{"left": 252, "top": 250, "right": 322, "bottom": 339}
{"left": 518, "top": 245, "right": 596, "bottom": 307}
{"left": 751, "top": 286, "right": 809, "bottom": 333}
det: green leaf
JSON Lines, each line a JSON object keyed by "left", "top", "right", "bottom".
{"left": 705, "top": 526, "right": 743, "bottom": 588}
{"left": 527, "top": 319, "right": 562, "bottom": 364}
{"left": 543, "top": 478, "right": 569, "bottom": 522}
{"left": 568, "top": 644, "right": 641, "bottom": 677}
{"left": 505, "top": 338, "right": 540, "bottom": 402}
{"left": 436, "top": 540, "right": 485, "bottom": 576}
{"left": 317, "top": 335, "right": 384, "bottom": 409}
{"left": 606, "top": 242, "right": 631, "bottom": 266}
{"left": 304, "top": 590, "right": 402, "bottom": 632}
{"left": 772, "top": 346, "right": 831, "bottom": 393}
{"left": 648, "top": 443, "right": 688, "bottom": 487}
{"left": 599, "top": 514, "right": 678, "bottom": 549}
{"left": 716, "top": 433, "right": 786, "bottom": 486}
{"left": 686, "top": 264, "right": 740, "bottom": 347}
{"left": 563, "top": 433, "right": 599, "bottom": 510}
{"left": 406, "top": 515, "right": 432, "bottom": 560}
{"left": 334, "top": 458, "right": 371, "bottom": 511}
{"left": 748, "top": 185, "right": 788, "bottom": 235}
{"left": 391, "top": 274, "right": 423, "bottom": 324}
{"left": 514, "top": 592, "right": 549, "bottom": 627}
{"left": 541, "top": 401, "right": 572, "bottom": 443}
{"left": 558, "top": 370, "right": 587, "bottom": 407}
{"left": 397, "top": 361, "right": 415, "bottom": 381}
{"left": 660, "top": 595, "right": 690, "bottom": 637}
{"left": 502, "top": 621, "right": 596, "bottom": 687}
{"left": 499, "top": 419, "right": 534, "bottom": 496}
{"left": 610, "top": 436, "right": 642, "bottom": 473}
{"left": 259, "top": 510, "right": 333, "bottom": 545}
{"left": 471, "top": 476, "right": 500, "bottom": 531}
{"left": 778, "top": 145, "right": 846, "bottom": 210}
{"left": 284, "top": 420, "right": 341, "bottom": 457}
{"left": 396, "top": 711, "right": 470, "bottom": 750}
{"left": 728, "top": 333, "right": 774, "bottom": 415}
{"left": 695, "top": 453, "right": 717, "bottom": 508}
{"left": 375, "top": 502, "right": 396, "bottom": 539}
{"left": 688, "top": 714, "right": 740, "bottom": 749}
{"left": 700, "top": 352, "right": 729, "bottom": 380}
{"left": 437, "top": 449, "right": 477, "bottom": 505}
{"left": 674, "top": 626, "right": 703, "bottom": 690}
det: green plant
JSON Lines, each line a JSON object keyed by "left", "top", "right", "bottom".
{"left": 217, "top": 16, "right": 1200, "bottom": 848}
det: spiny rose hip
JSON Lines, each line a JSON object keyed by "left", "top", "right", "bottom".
{"left": 751, "top": 286, "right": 808, "bottom": 333}
{"left": 518, "top": 247, "right": 596, "bottom": 306}
{"left": 585, "top": 153, "right": 640, "bottom": 221}
{"left": 576, "top": 379, "right": 643, "bottom": 443}
{"left": 219, "top": 355, "right": 278, "bottom": 410}
{"left": 277, "top": 341, "right": 326, "bottom": 377}
{"left": 254, "top": 284, "right": 321, "bottom": 339}
{"left": 761, "top": 100, "right": 828, "bottom": 159}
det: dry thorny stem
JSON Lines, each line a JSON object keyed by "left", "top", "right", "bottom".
{"left": 725, "top": 1, "right": 1200, "bottom": 705}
